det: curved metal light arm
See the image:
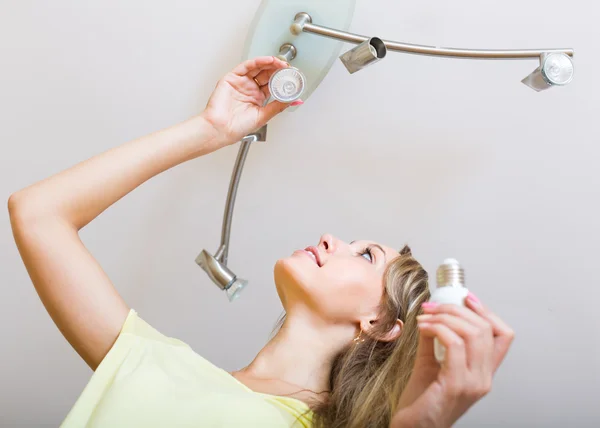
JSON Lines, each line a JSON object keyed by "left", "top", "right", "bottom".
{"left": 215, "top": 126, "right": 267, "bottom": 265}
{"left": 293, "top": 12, "right": 574, "bottom": 60}
{"left": 195, "top": 126, "right": 266, "bottom": 302}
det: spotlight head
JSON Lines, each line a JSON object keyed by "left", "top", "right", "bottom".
{"left": 339, "top": 37, "right": 387, "bottom": 74}
{"left": 522, "top": 52, "right": 574, "bottom": 92}
{"left": 195, "top": 249, "right": 247, "bottom": 302}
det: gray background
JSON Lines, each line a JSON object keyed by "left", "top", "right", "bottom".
{"left": 1, "top": 0, "right": 598, "bottom": 426}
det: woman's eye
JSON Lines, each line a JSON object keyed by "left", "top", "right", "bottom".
{"left": 360, "top": 248, "right": 373, "bottom": 262}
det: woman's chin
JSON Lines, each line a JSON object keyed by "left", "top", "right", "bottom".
{"left": 274, "top": 256, "right": 295, "bottom": 281}
{"left": 274, "top": 256, "right": 312, "bottom": 291}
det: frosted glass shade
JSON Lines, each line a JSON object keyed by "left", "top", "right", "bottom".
{"left": 242, "top": 0, "right": 356, "bottom": 109}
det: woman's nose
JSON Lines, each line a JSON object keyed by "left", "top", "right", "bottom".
{"left": 318, "top": 234, "right": 336, "bottom": 253}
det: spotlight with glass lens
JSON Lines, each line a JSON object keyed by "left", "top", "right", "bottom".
{"left": 269, "top": 67, "right": 306, "bottom": 103}
{"left": 522, "top": 53, "right": 574, "bottom": 92}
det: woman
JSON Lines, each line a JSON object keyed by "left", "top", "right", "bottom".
{"left": 9, "top": 56, "right": 514, "bottom": 428}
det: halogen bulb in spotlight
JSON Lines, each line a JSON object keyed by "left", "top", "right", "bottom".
{"left": 225, "top": 278, "right": 247, "bottom": 302}
{"left": 268, "top": 67, "right": 306, "bottom": 103}
{"left": 542, "top": 53, "right": 574, "bottom": 86}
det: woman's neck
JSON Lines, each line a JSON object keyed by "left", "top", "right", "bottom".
{"left": 233, "top": 309, "right": 355, "bottom": 401}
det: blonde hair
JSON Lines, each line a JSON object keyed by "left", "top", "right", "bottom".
{"left": 311, "top": 245, "right": 430, "bottom": 428}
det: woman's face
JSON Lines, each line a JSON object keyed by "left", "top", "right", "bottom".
{"left": 274, "top": 234, "right": 400, "bottom": 323}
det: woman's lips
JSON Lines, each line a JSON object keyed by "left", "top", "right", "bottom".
{"left": 303, "top": 246, "right": 322, "bottom": 267}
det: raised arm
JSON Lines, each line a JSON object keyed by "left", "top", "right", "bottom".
{"left": 8, "top": 56, "right": 291, "bottom": 370}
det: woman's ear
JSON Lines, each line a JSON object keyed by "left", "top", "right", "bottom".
{"left": 379, "top": 319, "right": 403, "bottom": 342}
{"left": 360, "top": 319, "right": 404, "bottom": 342}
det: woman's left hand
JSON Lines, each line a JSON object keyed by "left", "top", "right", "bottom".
{"left": 392, "top": 293, "right": 514, "bottom": 428}
{"left": 200, "top": 56, "right": 294, "bottom": 149}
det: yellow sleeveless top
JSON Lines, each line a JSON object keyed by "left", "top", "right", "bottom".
{"left": 61, "top": 309, "right": 313, "bottom": 427}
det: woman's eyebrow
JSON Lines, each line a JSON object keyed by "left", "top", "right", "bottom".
{"left": 350, "top": 241, "right": 387, "bottom": 263}
{"left": 371, "top": 244, "right": 387, "bottom": 263}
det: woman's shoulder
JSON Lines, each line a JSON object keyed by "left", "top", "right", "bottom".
{"left": 112, "top": 309, "right": 227, "bottom": 377}
{"left": 119, "top": 309, "right": 190, "bottom": 347}
{"left": 62, "top": 309, "right": 315, "bottom": 428}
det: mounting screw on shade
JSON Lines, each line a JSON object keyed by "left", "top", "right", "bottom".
{"left": 276, "top": 43, "right": 297, "bottom": 63}
{"left": 290, "top": 12, "right": 312, "bottom": 36}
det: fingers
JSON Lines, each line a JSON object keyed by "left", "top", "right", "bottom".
{"left": 415, "top": 326, "right": 436, "bottom": 361}
{"left": 232, "top": 56, "right": 289, "bottom": 78}
{"left": 255, "top": 66, "right": 292, "bottom": 98}
{"left": 419, "top": 313, "right": 494, "bottom": 404}
{"left": 465, "top": 293, "right": 515, "bottom": 369}
{"left": 227, "top": 57, "right": 303, "bottom": 128}
{"left": 260, "top": 84, "right": 272, "bottom": 99}
{"left": 417, "top": 314, "right": 479, "bottom": 340}
{"left": 257, "top": 96, "right": 304, "bottom": 123}
{"left": 257, "top": 100, "right": 291, "bottom": 125}
{"left": 417, "top": 312, "right": 492, "bottom": 372}
{"left": 465, "top": 293, "right": 514, "bottom": 338}
{"left": 422, "top": 301, "right": 489, "bottom": 330}
{"left": 417, "top": 322, "right": 467, "bottom": 376}
{"left": 423, "top": 294, "right": 514, "bottom": 373}
{"left": 253, "top": 68, "right": 278, "bottom": 87}
{"left": 235, "top": 57, "right": 290, "bottom": 101}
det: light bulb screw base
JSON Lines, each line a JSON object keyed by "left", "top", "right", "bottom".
{"left": 436, "top": 259, "right": 465, "bottom": 288}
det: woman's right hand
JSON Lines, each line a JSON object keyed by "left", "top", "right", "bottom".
{"left": 392, "top": 294, "right": 515, "bottom": 428}
{"left": 200, "top": 56, "right": 296, "bottom": 150}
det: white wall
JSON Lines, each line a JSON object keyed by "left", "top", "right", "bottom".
{"left": 1, "top": 0, "right": 598, "bottom": 426}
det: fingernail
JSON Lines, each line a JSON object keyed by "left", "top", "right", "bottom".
{"left": 418, "top": 322, "right": 430, "bottom": 329}
{"left": 417, "top": 314, "right": 433, "bottom": 321}
{"left": 290, "top": 100, "right": 304, "bottom": 106}
{"left": 421, "top": 302, "right": 438, "bottom": 309}
{"left": 467, "top": 292, "right": 480, "bottom": 304}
